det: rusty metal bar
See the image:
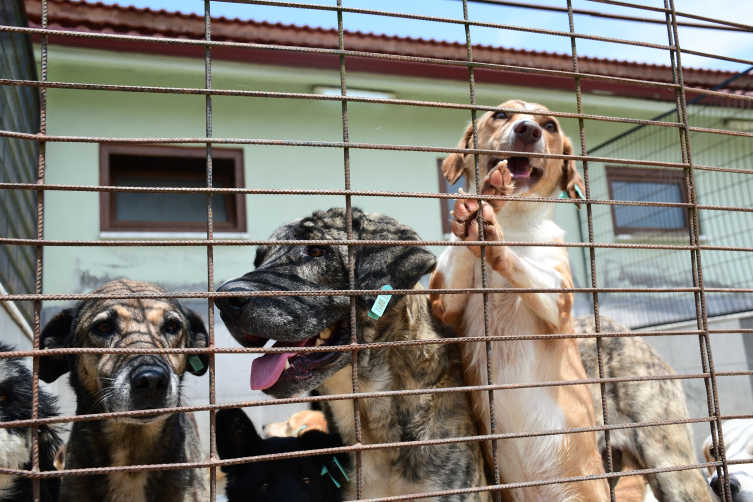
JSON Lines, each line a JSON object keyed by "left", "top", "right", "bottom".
{"left": 0, "top": 378, "right": 721, "bottom": 429}
{"left": 0, "top": 131, "right": 698, "bottom": 168}
{"left": 466, "top": 0, "right": 748, "bottom": 32}
{"left": 461, "top": 0, "right": 501, "bottom": 498}
{"left": 211, "top": 0, "right": 675, "bottom": 50}
{"left": 566, "top": 2, "right": 614, "bottom": 500}
{"left": 0, "top": 79, "right": 689, "bottom": 127}
{"left": 29, "top": 1, "right": 48, "bottom": 500}
{"left": 664, "top": 2, "right": 730, "bottom": 501}
{"left": 336, "top": 1, "right": 364, "bottom": 497}
{"left": 0, "top": 330, "right": 711, "bottom": 358}
{"left": 203, "top": 3, "right": 218, "bottom": 501}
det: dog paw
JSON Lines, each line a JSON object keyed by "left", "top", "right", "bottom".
{"left": 451, "top": 197, "right": 504, "bottom": 259}
{"left": 481, "top": 160, "right": 514, "bottom": 213}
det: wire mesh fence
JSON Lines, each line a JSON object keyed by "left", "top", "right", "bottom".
{"left": 0, "top": 1, "right": 752, "bottom": 502}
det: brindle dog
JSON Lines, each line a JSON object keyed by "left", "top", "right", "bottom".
{"left": 216, "top": 208, "right": 490, "bottom": 502}
{"left": 574, "top": 316, "right": 711, "bottom": 502}
{"left": 39, "top": 279, "right": 210, "bottom": 502}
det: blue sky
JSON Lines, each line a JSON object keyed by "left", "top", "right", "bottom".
{"left": 100, "top": 0, "right": 752, "bottom": 73}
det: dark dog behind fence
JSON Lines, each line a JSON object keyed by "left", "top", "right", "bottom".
{"left": 1, "top": 0, "right": 752, "bottom": 501}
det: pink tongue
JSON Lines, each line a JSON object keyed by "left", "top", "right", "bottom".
{"left": 251, "top": 340, "right": 308, "bottom": 390}
{"left": 512, "top": 169, "right": 531, "bottom": 179}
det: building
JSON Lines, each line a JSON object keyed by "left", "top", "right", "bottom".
{"left": 3, "top": 0, "right": 752, "bottom": 454}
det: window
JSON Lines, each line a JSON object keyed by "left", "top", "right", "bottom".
{"left": 606, "top": 167, "right": 688, "bottom": 235}
{"left": 100, "top": 145, "right": 246, "bottom": 233}
{"left": 437, "top": 159, "right": 466, "bottom": 237}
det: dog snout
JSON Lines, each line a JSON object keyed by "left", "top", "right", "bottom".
{"left": 216, "top": 283, "right": 254, "bottom": 313}
{"left": 131, "top": 365, "right": 169, "bottom": 400}
{"left": 513, "top": 120, "right": 542, "bottom": 144}
{"left": 711, "top": 473, "right": 741, "bottom": 499}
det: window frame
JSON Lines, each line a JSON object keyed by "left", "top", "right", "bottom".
{"left": 606, "top": 166, "right": 689, "bottom": 235}
{"left": 99, "top": 144, "right": 246, "bottom": 233}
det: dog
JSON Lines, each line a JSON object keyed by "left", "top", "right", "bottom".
{"left": 0, "top": 343, "right": 62, "bottom": 502}
{"left": 263, "top": 410, "right": 329, "bottom": 438}
{"left": 574, "top": 316, "right": 712, "bottom": 502}
{"left": 215, "top": 208, "right": 490, "bottom": 501}
{"left": 217, "top": 407, "right": 348, "bottom": 502}
{"left": 429, "top": 100, "right": 609, "bottom": 501}
{"left": 703, "top": 419, "right": 753, "bottom": 502}
{"left": 38, "top": 279, "right": 210, "bottom": 502}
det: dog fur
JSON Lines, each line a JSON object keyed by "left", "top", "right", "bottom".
{"left": 0, "top": 343, "right": 62, "bottom": 502}
{"left": 216, "top": 208, "right": 490, "bottom": 501}
{"left": 217, "top": 408, "right": 348, "bottom": 502}
{"left": 263, "top": 410, "right": 329, "bottom": 438}
{"left": 38, "top": 279, "right": 210, "bottom": 502}
{"left": 429, "top": 100, "right": 608, "bottom": 502}
{"left": 574, "top": 316, "right": 712, "bottom": 502}
{"left": 703, "top": 419, "right": 753, "bottom": 502}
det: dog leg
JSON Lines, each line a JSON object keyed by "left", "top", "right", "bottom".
{"left": 453, "top": 164, "right": 570, "bottom": 333}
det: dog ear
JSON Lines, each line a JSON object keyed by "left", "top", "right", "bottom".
{"left": 216, "top": 408, "right": 262, "bottom": 465}
{"left": 298, "top": 430, "right": 351, "bottom": 481}
{"left": 39, "top": 308, "right": 75, "bottom": 383}
{"left": 183, "top": 307, "right": 209, "bottom": 377}
{"left": 354, "top": 211, "right": 437, "bottom": 308}
{"left": 560, "top": 136, "right": 586, "bottom": 209}
{"left": 442, "top": 120, "right": 474, "bottom": 185}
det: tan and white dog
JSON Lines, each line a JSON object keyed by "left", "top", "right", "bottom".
{"left": 430, "top": 100, "right": 608, "bottom": 502}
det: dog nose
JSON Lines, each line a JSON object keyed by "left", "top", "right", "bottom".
{"left": 216, "top": 283, "right": 253, "bottom": 312}
{"left": 513, "top": 120, "right": 542, "bottom": 144}
{"left": 710, "top": 474, "right": 741, "bottom": 498}
{"left": 131, "top": 366, "right": 169, "bottom": 398}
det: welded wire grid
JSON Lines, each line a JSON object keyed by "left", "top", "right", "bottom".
{"left": 1, "top": 1, "right": 753, "bottom": 501}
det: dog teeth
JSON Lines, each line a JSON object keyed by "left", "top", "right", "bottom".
{"left": 319, "top": 326, "right": 333, "bottom": 340}
{"left": 315, "top": 338, "right": 325, "bottom": 346}
{"left": 284, "top": 360, "right": 291, "bottom": 370}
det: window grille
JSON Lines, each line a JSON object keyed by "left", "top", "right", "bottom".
{"left": 0, "top": 2, "right": 752, "bottom": 502}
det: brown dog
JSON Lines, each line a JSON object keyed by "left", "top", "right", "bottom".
{"left": 39, "top": 279, "right": 210, "bottom": 502}
{"left": 430, "top": 100, "right": 608, "bottom": 501}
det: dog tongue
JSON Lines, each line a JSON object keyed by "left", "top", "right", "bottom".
{"left": 251, "top": 340, "right": 308, "bottom": 390}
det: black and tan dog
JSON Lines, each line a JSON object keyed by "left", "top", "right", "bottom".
{"left": 216, "top": 208, "right": 490, "bottom": 501}
{"left": 39, "top": 279, "right": 210, "bottom": 502}
{"left": 0, "top": 343, "right": 62, "bottom": 502}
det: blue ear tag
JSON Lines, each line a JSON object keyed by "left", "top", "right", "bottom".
{"left": 188, "top": 355, "right": 204, "bottom": 372}
{"left": 367, "top": 285, "right": 393, "bottom": 320}
{"left": 292, "top": 424, "right": 307, "bottom": 436}
{"left": 332, "top": 456, "right": 350, "bottom": 482}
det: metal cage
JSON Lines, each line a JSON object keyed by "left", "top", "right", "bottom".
{"left": 1, "top": 1, "right": 753, "bottom": 502}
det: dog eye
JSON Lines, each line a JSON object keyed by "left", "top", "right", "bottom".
{"left": 260, "top": 482, "right": 270, "bottom": 490}
{"left": 163, "top": 320, "right": 181, "bottom": 334}
{"left": 301, "top": 476, "right": 311, "bottom": 484}
{"left": 0, "top": 392, "right": 7, "bottom": 402}
{"left": 306, "top": 246, "right": 328, "bottom": 258}
{"left": 545, "top": 122, "right": 558, "bottom": 132}
{"left": 93, "top": 321, "right": 114, "bottom": 335}
{"left": 493, "top": 111, "right": 507, "bottom": 120}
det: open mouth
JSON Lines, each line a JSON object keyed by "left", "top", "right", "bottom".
{"left": 244, "top": 320, "right": 349, "bottom": 390}
{"left": 488, "top": 156, "right": 543, "bottom": 187}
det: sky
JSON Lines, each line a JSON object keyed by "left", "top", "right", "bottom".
{"left": 96, "top": 0, "right": 752, "bottom": 73}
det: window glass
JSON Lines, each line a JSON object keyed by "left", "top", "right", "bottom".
{"left": 113, "top": 175, "right": 228, "bottom": 223}
{"left": 612, "top": 181, "right": 686, "bottom": 230}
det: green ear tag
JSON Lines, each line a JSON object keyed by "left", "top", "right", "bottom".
{"left": 573, "top": 185, "right": 586, "bottom": 200}
{"left": 321, "top": 465, "right": 341, "bottom": 488}
{"left": 188, "top": 355, "right": 204, "bottom": 372}
{"left": 332, "top": 456, "right": 350, "bottom": 482}
{"left": 367, "top": 285, "right": 393, "bottom": 320}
